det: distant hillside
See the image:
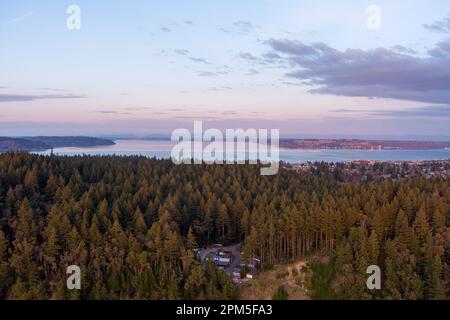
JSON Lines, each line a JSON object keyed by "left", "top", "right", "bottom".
{"left": 25, "top": 136, "right": 115, "bottom": 148}
{"left": 0, "top": 138, "right": 51, "bottom": 152}
{"left": 0, "top": 136, "right": 115, "bottom": 152}
{"left": 280, "top": 139, "right": 450, "bottom": 150}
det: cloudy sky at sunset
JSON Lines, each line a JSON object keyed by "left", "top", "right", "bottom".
{"left": 1, "top": 0, "right": 450, "bottom": 138}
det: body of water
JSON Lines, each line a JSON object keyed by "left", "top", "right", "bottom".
{"left": 36, "top": 139, "right": 450, "bottom": 163}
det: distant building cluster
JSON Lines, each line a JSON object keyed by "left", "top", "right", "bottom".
{"left": 279, "top": 139, "right": 450, "bottom": 150}
{"left": 284, "top": 159, "right": 450, "bottom": 182}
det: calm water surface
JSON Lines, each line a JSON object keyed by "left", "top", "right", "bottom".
{"left": 34, "top": 139, "right": 450, "bottom": 163}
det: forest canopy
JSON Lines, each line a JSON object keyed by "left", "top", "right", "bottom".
{"left": 0, "top": 153, "right": 448, "bottom": 299}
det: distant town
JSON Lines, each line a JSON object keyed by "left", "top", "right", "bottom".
{"left": 284, "top": 159, "right": 450, "bottom": 182}
{"left": 280, "top": 139, "right": 450, "bottom": 150}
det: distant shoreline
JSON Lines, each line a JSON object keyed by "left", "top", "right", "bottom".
{"left": 27, "top": 139, "right": 450, "bottom": 164}
{"left": 0, "top": 136, "right": 115, "bottom": 152}
{"left": 112, "top": 137, "right": 450, "bottom": 151}
{"left": 279, "top": 138, "right": 450, "bottom": 151}
{"left": 3, "top": 136, "right": 450, "bottom": 153}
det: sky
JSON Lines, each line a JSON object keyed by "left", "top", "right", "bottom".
{"left": 1, "top": 0, "right": 450, "bottom": 139}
